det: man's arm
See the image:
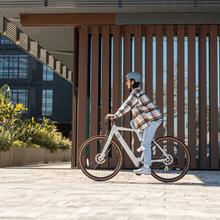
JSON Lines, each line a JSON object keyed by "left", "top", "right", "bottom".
{"left": 114, "top": 91, "right": 138, "bottom": 118}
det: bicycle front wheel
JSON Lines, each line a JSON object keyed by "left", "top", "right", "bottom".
{"left": 79, "top": 135, "right": 123, "bottom": 181}
{"left": 151, "top": 136, "right": 190, "bottom": 182}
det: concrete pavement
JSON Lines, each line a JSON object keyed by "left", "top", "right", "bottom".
{"left": 0, "top": 162, "right": 220, "bottom": 220}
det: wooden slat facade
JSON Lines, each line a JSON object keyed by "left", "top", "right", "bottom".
{"left": 209, "top": 25, "right": 219, "bottom": 169}
{"left": 167, "top": 25, "right": 174, "bottom": 157}
{"left": 101, "top": 26, "right": 110, "bottom": 136}
{"left": 111, "top": 25, "right": 122, "bottom": 168}
{"left": 74, "top": 24, "right": 220, "bottom": 170}
{"left": 199, "top": 25, "right": 209, "bottom": 169}
{"left": 89, "top": 26, "right": 100, "bottom": 165}
{"left": 100, "top": 26, "right": 110, "bottom": 168}
{"left": 76, "top": 26, "right": 88, "bottom": 167}
{"left": 188, "top": 25, "right": 197, "bottom": 169}
{"left": 123, "top": 26, "right": 133, "bottom": 168}
{"left": 133, "top": 25, "right": 143, "bottom": 156}
{"left": 177, "top": 25, "right": 185, "bottom": 168}
{"left": 145, "top": 25, "right": 154, "bottom": 100}
{"left": 155, "top": 25, "right": 164, "bottom": 139}
{"left": 112, "top": 26, "right": 121, "bottom": 113}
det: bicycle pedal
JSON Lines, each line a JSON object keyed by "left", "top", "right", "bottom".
{"left": 138, "top": 162, "right": 144, "bottom": 168}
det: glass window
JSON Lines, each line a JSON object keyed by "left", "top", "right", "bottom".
{"left": 11, "top": 89, "right": 28, "bottom": 108}
{"left": 0, "top": 69, "right": 3, "bottom": 78}
{"left": 0, "top": 54, "right": 28, "bottom": 79}
{"left": 43, "top": 65, "right": 54, "bottom": 81}
{"left": 42, "top": 89, "right": 53, "bottom": 116}
{"left": 0, "top": 36, "right": 12, "bottom": 44}
{"left": 18, "top": 55, "right": 28, "bottom": 79}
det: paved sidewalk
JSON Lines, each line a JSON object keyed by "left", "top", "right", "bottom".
{"left": 0, "top": 162, "right": 220, "bottom": 220}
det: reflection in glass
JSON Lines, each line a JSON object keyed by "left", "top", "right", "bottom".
{"left": 43, "top": 65, "right": 54, "bottom": 81}
{"left": 0, "top": 55, "right": 28, "bottom": 79}
{"left": 42, "top": 89, "right": 53, "bottom": 116}
{"left": 11, "top": 89, "right": 28, "bottom": 108}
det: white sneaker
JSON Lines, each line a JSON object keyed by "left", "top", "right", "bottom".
{"left": 136, "top": 144, "right": 145, "bottom": 152}
{"left": 133, "top": 167, "right": 151, "bottom": 175}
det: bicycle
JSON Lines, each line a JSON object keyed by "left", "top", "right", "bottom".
{"left": 79, "top": 118, "right": 190, "bottom": 182}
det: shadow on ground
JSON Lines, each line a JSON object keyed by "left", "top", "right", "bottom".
{"left": 3, "top": 163, "right": 220, "bottom": 187}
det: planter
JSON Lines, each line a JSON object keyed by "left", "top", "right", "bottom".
{"left": 0, "top": 147, "right": 71, "bottom": 167}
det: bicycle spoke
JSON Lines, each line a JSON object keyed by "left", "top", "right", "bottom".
{"left": 89, "top": 161, "right": 99, "bottom": 170}
{"left": 79, "top": 136, "right": 122, "bottom": 181}
{"left": 151, "top": 136, "right": 190, "bottom": 182}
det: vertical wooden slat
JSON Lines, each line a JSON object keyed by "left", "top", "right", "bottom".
{"left": 177, "top": 25, "right": 185, "bottom": 168}
{"left": 156, "top": 25, "right": 163, "bottom": 138}
{"left": 199, "top": 25, "right": 209, "bottom": 169}
{"left": 145, "top": 25, "right": 154, "bottom": 99}
{"left": 112, "top": 26, "right": 121, "bottom": 113}
{"left": 135, "top": 25, "right": 142, "bottom": 73}
{"left": 209, "top": 25, "right": 218, "bottom": 169}
{"left": 71, "top": 27, "right": 79, "bottom": 168}
{"left": 218, "top": 25, "right": 220, "bottom": 169}
{"left": 101, "top": 26, "right": 110, "bottom": 168}
{"left": 188, "top": 25, "right": 197, "bottom": 169}
{"left": 111, "top": 25, "right": 122, "bottom": 168}
{"left": 123, "top": 25, "right": 133, "bottom": 168}
{"left": 167, "top": 25, "right": 174, "bottom": 136}
{"left": 133, "top": 25, "right": 142, "bottom": 154}
{"left": 77, "top": 26, "right": 88, "bottom": 167}
{"left": 90, "top": 26, "right": 100, "bottom": 162}
{"left": 101, "top": 26, "right": 110, "bottom": 135}
{"left": 167, "top": 25, "right": 174, "bottom": 156}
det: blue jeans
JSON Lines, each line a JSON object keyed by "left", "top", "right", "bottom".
{"left": 130, "top": 120, "right": 143, "bottom": 141}
{"left": 142, "top": 120, "right": 162, "bottom": 167}
{"left": 130, "top": 119, "right": 162, "bottom": 168}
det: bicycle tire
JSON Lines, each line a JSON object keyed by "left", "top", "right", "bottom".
{"left": 79, "top": 135, "right": 123, "bottom": 181}
{"left": 151, "top": 136, "right": 190, "bottom": 182}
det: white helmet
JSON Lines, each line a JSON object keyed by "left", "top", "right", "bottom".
{"left": 126, "top": 72, "right": 142, "bottom": 83}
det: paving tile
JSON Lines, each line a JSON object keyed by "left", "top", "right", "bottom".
{"left": 0, "top": 162, "right": 220, "bottom": 219}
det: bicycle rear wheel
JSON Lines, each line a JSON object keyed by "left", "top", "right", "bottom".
{"left": 151, "top": 136, "right": 190, "bottom": 182}
{"left": 79, "top": 135, "right": 123, "bottom": 181}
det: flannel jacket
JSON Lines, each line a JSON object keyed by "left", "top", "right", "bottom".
{"left": 114, "top": 87, "right": 162, "bottom": 131}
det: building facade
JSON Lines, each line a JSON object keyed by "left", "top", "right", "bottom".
{"left": 0, "top": 36, "right": 72, "bottom": 137}
{"left": 0, "top": 1, "right": 220, "bottom": 170}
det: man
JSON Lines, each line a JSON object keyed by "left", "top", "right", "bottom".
{"left": 106, "top": 72, "right": 162, "bottom": 175}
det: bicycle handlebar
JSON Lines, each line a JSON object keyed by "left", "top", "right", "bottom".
{"left": 104, "top": 116, "right": 117, "bottom": 123}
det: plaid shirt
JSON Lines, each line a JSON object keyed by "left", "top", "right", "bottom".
{"left": 115, "top": 87, "right": 162, "bottom": 131}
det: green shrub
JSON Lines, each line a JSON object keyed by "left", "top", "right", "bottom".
{"left": 0, "top": 84, "right": 72, "bottom": 152}
{"left": 0, "top": 130, "right": 12, "bottom": 151}
{"left": 12, "top": 140, "right": 27, "bottom": 148}
{"left": 20, "top": 117, "right": 71, "bottom": 152}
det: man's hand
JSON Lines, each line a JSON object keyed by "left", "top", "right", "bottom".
{"left": 106, "top": 114, "right": 117, "bottom": 120}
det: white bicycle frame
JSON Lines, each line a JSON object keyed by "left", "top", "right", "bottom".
{"left": 100, "top": 124, "right": 168, "bottom": 167}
